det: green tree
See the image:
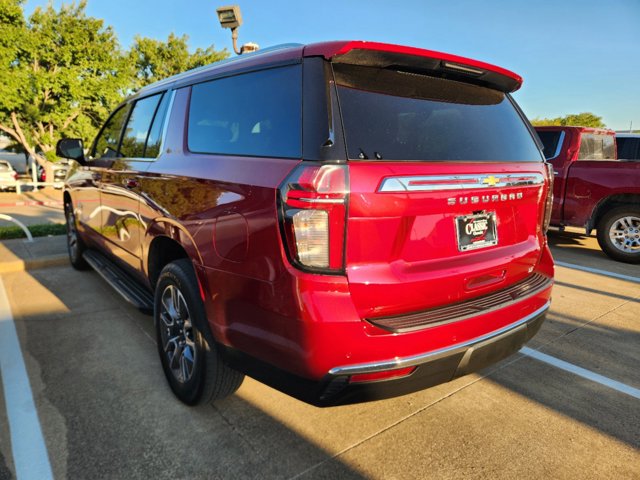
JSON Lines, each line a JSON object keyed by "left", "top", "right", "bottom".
{"left": 0, "top": 1, "right": 228, "bottom": 159}
{"left": 129, "top": 33, "right": 228, "bottom": 88}
{"left": 0, "top": 0, "right": 132, "bottom": 159}
{"left": 531, "top": 112, "right": 606, "bottom": 128}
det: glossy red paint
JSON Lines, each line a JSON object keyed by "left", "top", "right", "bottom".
{"left": 535, "top": 126, "right": 639, "bottom": 231}
{"left": 303, "top": 40, "right": 523, "bottom": 92}
{"left": 64, "top": 41, "right": 554, "bottom": 405}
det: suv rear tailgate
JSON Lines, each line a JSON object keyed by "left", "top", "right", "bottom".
{"left": 346, "top": 161, "right": 548, "bottom": 319}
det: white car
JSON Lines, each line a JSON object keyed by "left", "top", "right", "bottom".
{"left": 0, "top": 160, "right": 18, "bottom": 191}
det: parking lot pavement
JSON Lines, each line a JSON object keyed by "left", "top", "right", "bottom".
{"left": 547, "top": 227, "right": 639, "bottom": 279}
{"left": 0, "top": 233, "right": 638, "bottom": 479}
{"left": 0, "top": 188, "right": 64, "bottom": 227}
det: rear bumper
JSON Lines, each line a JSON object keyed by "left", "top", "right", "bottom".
{"left": 222, "top": 301, "right": 549, "bottom": 406}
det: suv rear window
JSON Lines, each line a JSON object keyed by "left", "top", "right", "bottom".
{"left": 578, "top": 134, "right": 615, "bottom": 160}
{"left": 188, "top": 65, "right": 302, "bottom": 159}
{"left": 333, "top": 64, "right": 543, "bottom": 162}
{"left": 536, "top": 131, "right": 563, "bottom": 159}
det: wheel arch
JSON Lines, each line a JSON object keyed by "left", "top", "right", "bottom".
{"left": 144, "top": 217, "right": 205, "bottom": 283}
{"left": 587, "top": 194, "right": 640, "bottom": 234}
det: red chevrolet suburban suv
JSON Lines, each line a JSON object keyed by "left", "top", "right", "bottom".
{"left": 57, "top": 41, "right": 554, "bottom": 406}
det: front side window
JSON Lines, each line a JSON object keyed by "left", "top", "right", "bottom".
{"left": 92, "top": 105, "right": 130, "bottom": 159}
{"left": 334, "top": 64, "right": 544, "bottom": 162}
{"left": 188, "top": 65, "right": 302, "bottom": 158}
{"left": 120, "top": 93, "right": 163, "bottom": 158}
{"left": 578, "top": 134, "right": 615, "bottom": 160}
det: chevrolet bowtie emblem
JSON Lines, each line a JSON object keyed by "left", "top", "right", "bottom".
{"left": 482, "top": 175, "right": 500, "bottom": 187}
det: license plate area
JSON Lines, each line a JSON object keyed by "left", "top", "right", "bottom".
{"left": 455, "top": 212, "right": 498, "bottom": 251}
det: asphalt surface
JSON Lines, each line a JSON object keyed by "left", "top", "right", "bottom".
{"left": 0, "top": 188, "right": 64, "bottom": 227}
{"left": 0, "top": 230, "right": 638, "bottom": 479}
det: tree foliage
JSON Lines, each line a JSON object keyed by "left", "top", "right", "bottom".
{"left": 530, "top": 112, "right": 607, "bottom": 128}
{"left": 0, "top": 1, "right": 228, "bottom": 159}
{"left": 130, "top": 33, "right": 228, "bottom": 88}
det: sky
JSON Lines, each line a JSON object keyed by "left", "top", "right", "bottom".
{"left": 24, "top": 0, "right": 640, "bottom": 131}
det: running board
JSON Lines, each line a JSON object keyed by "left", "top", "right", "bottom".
{"left": 82, "top": 250, "right": 154, "bottom": 313}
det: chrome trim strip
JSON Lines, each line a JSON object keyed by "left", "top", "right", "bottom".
{"left": 378, "top": 173, "right": 545, "bottom": 193}
{"left": 328, "top": 301, "right": 550, "bottom": 376}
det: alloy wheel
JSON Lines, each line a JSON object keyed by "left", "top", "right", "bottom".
{"left": 608, "top": 215, "right": 640, "bottom": 253}
{"left": 159, "top": 284, "right": 197, "bottom": 383}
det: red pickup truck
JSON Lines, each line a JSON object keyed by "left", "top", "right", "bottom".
{"left": 535, "top": 126, "right": 640, "bottom": 263}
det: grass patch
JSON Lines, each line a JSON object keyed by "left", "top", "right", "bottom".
{"left": 0, "top": 223, "right": 66, "bottom": 240}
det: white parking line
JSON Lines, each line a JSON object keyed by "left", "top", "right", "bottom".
{"left": 555, "top": 261, "right": 640, "bottom": 283}
{"left": 521, "top": 346, "right": 640, "bottom": 400}
{"left": 0, "top": 277, "right": 54, "bottom": 480}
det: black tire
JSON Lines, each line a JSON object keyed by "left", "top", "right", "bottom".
{"left": 154, "top": 259, "right": 244, "bottom": 405}
{"left": 64, "top": 201, "right": 89, "bottom": 270}
{"left": 596, "top": 206, "right": 640, "bottom": 264}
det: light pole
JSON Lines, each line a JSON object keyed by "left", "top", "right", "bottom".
{"left": 216, "top": 5, "right": 259, "bottom": 55}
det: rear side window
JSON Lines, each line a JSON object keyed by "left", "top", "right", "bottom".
{"left": 188, "top": 65, "right": 302, "bottom": 158}
{"left": 578, "top": 134, "right": 615, "bottom": 160}
{"left": 537, "top": 131, "right": 563, "bottom": 160}
{"left": 92, "top": 105, "right": 130, "bottom": 159}
{"left": 334, "top": 64, "right": 543, "bottom": 162}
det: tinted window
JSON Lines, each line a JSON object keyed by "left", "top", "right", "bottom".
{"left": 334, "top": 64, "right": 543, "bottom": 162}
{"left": 120, "top": 94, "right": 163, "bottom": 158}
{"left": 188, "top": 65, "right": 302, "bottom": 158}
{"left": 578, "top": 134, "right": 615, "bottom": 160}
{"left": 537, "top": 131, "right": 563, "bottom": 159}
{"left": 92, "top": 105, "right": 130, "bottom": 159}
{"left": 145, "top": 92, "right": 172, "bottom": 158}
{"left": 617, "top": 137, "right": 639, "bottom": 160}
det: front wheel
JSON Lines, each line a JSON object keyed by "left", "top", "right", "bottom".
{"left": 596, "top": 206, "right": 640, "bottom": 264}
{"left": 64, "top": 201, "right": 88, "bottom": 270}
{"left": 154, "top": 259, "right": 244, "bottom": 405}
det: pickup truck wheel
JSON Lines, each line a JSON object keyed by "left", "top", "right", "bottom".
{"left": 64, "top": 201, "right": 88, "bottom": 270}
{"left": 155, "top": 259, "right": 244, "bottom": 405}
{"left": 596, "top": 207, "right": 640, "bottom": 264}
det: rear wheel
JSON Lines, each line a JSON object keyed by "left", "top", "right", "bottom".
{"left": 64, "top": 201, "right": 88, "bottom": 270}
{"left": 155, "top": 259, "right": 244, "bottom": 405}
{"left": 596, "top": 206, "right": 640, "bottom": 264}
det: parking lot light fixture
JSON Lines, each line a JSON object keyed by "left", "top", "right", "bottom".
{"left": 216, "top": 5, "right": 257, "bottom": 55}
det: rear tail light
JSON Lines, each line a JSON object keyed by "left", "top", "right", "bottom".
{"left": 12, "top": 172, "right": 17, "bottom": 180}
{"left": 278, "top": 163, "right": 348, "bottom": 273}
{"left": 542, "top": 163, "right": 554, "bottom": 233}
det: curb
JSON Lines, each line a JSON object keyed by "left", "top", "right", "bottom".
{"left": 0, "top": 254, "right": 68, "bottom": 274}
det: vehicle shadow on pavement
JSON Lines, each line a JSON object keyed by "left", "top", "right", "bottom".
{"left": 3, "top": 264, "right": 639, "bottom": 479}
{"left": 548, "top": 230, "right": 591, "bottom": 248}
{"left": 486, "top": 312, "right": 640, "bottom": 449}
{"left": 1, "top": 266, "right": 366, "bottom": 480}
{"left": 553, "top": 279, "right": 640, "bottom": 303}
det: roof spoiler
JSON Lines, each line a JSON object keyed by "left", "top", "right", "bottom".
{"left": 304, "top": 41, "right": 522, "bottom": 93}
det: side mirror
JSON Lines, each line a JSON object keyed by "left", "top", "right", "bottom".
{"left": 56, "top": 138, "right": 86, "bottom": 165}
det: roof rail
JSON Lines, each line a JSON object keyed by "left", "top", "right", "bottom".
{"left": 137, "top": 43, "right": 304, "bottom": 94}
